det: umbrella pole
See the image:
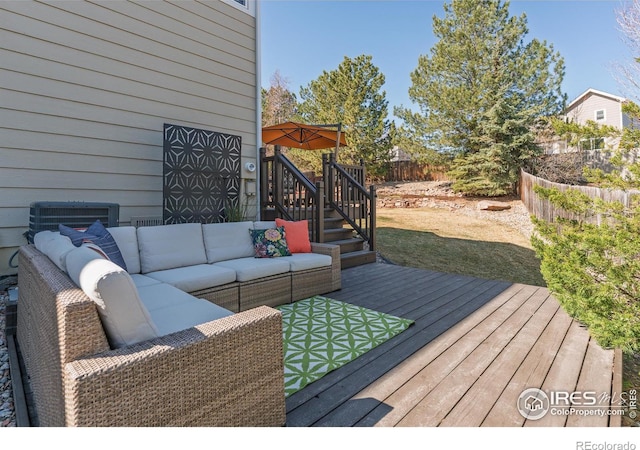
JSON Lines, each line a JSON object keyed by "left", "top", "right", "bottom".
{"left": 335, "top": 123, "right": 342, "bottom": 162}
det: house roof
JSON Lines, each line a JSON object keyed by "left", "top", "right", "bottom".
{"left": 566, "top": 88, "right": 627, "bottom": 111}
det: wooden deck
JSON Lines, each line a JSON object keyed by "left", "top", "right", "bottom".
{"left": 286, "top": 263, "right": 623, "bottom": 427}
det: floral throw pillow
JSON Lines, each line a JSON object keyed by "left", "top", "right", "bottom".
{"left": 250, "top": 227, "right": 292, "bottom": 258}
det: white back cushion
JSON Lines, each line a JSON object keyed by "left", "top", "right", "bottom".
{"left": 33, "top": 230, "right": 76, "bottom": 272}
{"left": 106, "top": 226, "right": 141, "bottom": 274}
{"left": 202, "top": 221, "right": 255, "bottom": 263}
{"left": 253, "top": 221, "right": 277, "bottom": 230}
{"left": 137, "top": 223, "right": 207, "bottom": 273}
{"left": 65, "top": 246, "right": 159, "bottom": 348}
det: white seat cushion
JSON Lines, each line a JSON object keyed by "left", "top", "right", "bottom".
{"left": 137, "top": 283, "right": 233, "bottom": 336}
{"left": 107, "top": 226, "right": 141, "bottom": 274}
{"left": 137, "top": 223, "right": 207, "bottom": 273}
{"left": 33, "top": 231, "right": 76, "bottom": 272}
{"left": 130, "top": 274, "right": 163, "bottom": 289}
{"left": 214, "top": 257, "right": 290, "bottom": 282}
{"left": 65, "top": 246, "right": 159, "bottom": 348}
{"left": 286, "top": 253, "right": 332, "bottom": 272}
{"left": 145, "top": 264, "right": 237, "bottom": 292}
{"left": 202, "top": 221, "right": 255, "bottom": 263}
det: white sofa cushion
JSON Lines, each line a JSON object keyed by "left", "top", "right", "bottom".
{"left": 137, "top": 282, "right": 233, "bottom": 336}
{"left": 214, "top": 257, "right": 290, "bottom": 282}
{"left": 202, "top": 221, "right": 255, "bottom": 263}
{"left": 286, "top": 253, "right": 333, "bottom": 272}
{"left": 33, "top": 231, "right": 76, "bottom": 272}
{"left": 107, "top": 226, "right": 141, "bottom": 274}
{"left": 145, "top": 264, "right": 237, "bottom": 292}
{"left": 65, "top": 246, "right": 159, "bottom": 348}
{"left": 130, "top": 274, "right": 163, "bottom": 289}
{"left": 253, "top": 221, "right": 277, "bottom": 230}
{"left": 137, "top": 223, "right": 207, "bottom": 273}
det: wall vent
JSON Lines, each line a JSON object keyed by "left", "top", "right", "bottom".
{"left": 28, "top": 201, "right": 119, "bottom": 243}
{"left": 130, "top": 216, "right": 163, "bottom": 228}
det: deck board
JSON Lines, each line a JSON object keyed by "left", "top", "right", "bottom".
{"left": 481, "top": 305, "right": 573, "bottom": 426}
{"left": 286, "top": 263, "right": 621, "bottom": 427}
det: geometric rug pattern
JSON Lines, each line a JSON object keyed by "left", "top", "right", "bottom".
{"left": 277, "top": 296, "right": 414, "bottom": 397}
{"left": 163, "top": 123, "right": 241, "bottom": 224}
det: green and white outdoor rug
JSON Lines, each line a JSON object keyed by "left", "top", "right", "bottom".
{"left": 277, "top": 295, "right": 414, "bottom": 397}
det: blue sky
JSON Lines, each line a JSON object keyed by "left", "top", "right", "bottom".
{"left": 260, "top": 0, "right": 635, "bottom": 118}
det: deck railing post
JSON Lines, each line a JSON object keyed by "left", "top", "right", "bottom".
{"left": 315, "top": 181, "right": 325, "bottom": 243}
{"left": 369, "top": 184, "right": 376, "bottom": 252}
{"left": 259, "top": 147, "right": 268, "bottom": 217}
{"left": 274, "top": 146, "right": 283, "bottom": 216}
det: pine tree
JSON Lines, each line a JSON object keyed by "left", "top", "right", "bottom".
{"left": 396, "top": 0, "right": 565, "bottom": 195}
{"left": 296, "top": 55, "right": 395, "bottom": 178}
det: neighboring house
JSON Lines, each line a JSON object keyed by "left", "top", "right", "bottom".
{"left": 0, "top": 0, "right": 261, "bottom": 276}
{"left": 540, "top": 88, "right": 633, "bottom": 154}
{"left": 389, "top": 146, "right": 412, "bottom": 162}
{"left": 565, "top": 88, "right": 631, "bottom": 130}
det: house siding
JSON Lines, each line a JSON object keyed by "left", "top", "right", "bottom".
{"left": 566, "top": 92, "right": 623, "bottom": 129}
{"left": 0, "top": 0, "right": 258, "bottom": 275}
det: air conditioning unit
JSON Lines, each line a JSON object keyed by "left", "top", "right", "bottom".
{"left": 28, "top": 201, "right": 119, "bottom": 243}
{"left": 130, "top": 216, "right": 163, "bottom": 228}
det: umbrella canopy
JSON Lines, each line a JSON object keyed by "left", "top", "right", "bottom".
{"left": 262, "top": 121, "right": 347, "bottom": 150}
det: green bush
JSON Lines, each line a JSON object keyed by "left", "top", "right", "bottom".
{"left": 531, "top": 185, "right": 640, "bottom": 353}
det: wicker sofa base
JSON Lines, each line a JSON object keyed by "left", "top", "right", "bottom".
{"left": 192, "top": 267, "right": 336, "bottom": 312}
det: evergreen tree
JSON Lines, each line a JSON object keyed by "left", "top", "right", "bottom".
{"left": 296, "top": 55, "right": 395, "bottom": 178}
{"left": 396, "top": 0, "right": 565, "bottom": 195}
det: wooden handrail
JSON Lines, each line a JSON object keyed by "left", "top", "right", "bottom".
{"left": 260, "top": 148, "right": 375, "bottom": 250}
{"left": 260, "top": 147, "right": 324, "bottom": 242}
{"left": 323, "top": 153, "right": 376, "bottom": 251}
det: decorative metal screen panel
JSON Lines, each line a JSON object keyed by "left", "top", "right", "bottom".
{"left": 163, "top": 123, "right": 241, "bottom": 224}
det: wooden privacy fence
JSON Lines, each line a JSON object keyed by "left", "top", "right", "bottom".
{"left": 384, "top": 161, "right": 449, "bottom": 182}
{"left": 520, "top": 169, "right": 640, "bottom": 224}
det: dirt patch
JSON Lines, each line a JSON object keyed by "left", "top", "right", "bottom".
{"left": 375, "top": 181, "right": 535, "bottom": 240}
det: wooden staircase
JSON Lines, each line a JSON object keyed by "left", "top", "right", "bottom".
{"left": 260, "top": 147, "right": 377, "bottom": 269}
{"left": 322, "top": 207, "right": 377, "bottom": 269}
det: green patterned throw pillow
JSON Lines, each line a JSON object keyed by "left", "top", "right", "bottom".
{"left": 250, "top": 226, "right": 292, "bottom": 258}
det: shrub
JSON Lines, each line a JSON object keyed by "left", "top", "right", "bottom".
{"left": 531, "top": 185, "right": 640, "bottom": 353}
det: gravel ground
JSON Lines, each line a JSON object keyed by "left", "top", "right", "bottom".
{"left": 0, "top": 287, "right": 16, "bottom": 427}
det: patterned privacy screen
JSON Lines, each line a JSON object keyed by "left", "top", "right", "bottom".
{"left": 163, "top": 123, "right": 241, "bottom": 224}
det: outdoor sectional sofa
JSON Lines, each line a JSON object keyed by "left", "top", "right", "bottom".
{"left": 16, "top": 220, "right": 341, "bottom": 427}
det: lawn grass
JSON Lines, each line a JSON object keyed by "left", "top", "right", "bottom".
{"left": 376, "top": 208, "right": 546, "bottom": 287}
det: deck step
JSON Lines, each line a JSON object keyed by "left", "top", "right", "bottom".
{"left": 340, "top": 250, "right": 377, "bottom": 269}
{"left": 323, "top": 228, "right": 354, "bottom": 242}
{"left": 329, "top": 238, "right": 365, "bottom": 254}
{"left": 323, "top": 216, "right": 345, "bottom": 229}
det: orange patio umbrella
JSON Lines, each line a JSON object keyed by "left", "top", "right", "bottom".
{"left": 262, "top": 121, "right": 347, "bottom": 156}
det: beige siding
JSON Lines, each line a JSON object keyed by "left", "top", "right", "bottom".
{"left": 567, "top": 93, "right": 623, "bottom": 129}
{"left": 0, "top": 0, "right": 257, "bottom": 275}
